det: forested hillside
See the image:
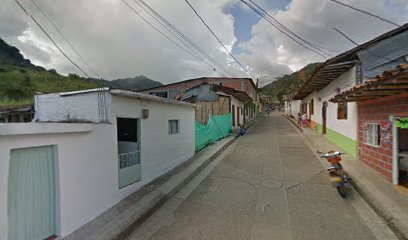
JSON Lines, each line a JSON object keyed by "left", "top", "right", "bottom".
{"left": 0, "top": 38, "right": 162, "bottom": 106}
{"left": 262, "top": 62, "right": 321, "bottom": 103}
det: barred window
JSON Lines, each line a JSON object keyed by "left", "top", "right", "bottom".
{"left": 169, "top": 120, "right": 180, "bottom": 134}
{"left": 366, "top": 123, "right": 381, "bottom": 147}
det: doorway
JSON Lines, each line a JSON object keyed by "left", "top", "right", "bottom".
{"left": 232, "top": 105, "right": 235, "bottom": 127}
{"left": 8, "top": 145, "right": 57, "bottom": 240}
{"left": 322, "top": 101, "right": 327, "bottom": 135}
{"left": 117, "top": 118, "right": 141, "bottom": 188}
{"left": 237, "top": 107, "right": 240, "bottom": 126}
{"left": 398, "top": 128, "right": 408, "bottom": 188}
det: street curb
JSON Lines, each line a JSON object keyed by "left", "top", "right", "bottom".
{"left": 107, "top": 137, "right": 237, "bottom": 240}
{"left": 112, "top": 116, "right": 264, "bottom": 239}
{"left": 66, "top": 116, "right": 264, "bottom": 240}
{"left": 349, "top": 177, "right": 407, "bottom": 240}
{"left": 282, "top": 114, "right": 303, "bottom": 132}
{"left": 282, "top": 116, "right": 407, "bottom": 240}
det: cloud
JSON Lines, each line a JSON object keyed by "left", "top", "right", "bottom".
{"left": 236, "top": 0, "right": 408, "bottom": 83}
{"left": 0, "top": 0, "right": 406, "bottom": 85}
{"left": 1, "top": 0, "right": 245, "bottom": 83}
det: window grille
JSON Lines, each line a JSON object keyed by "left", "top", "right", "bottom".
{"left": 169, "top": 120, "right": 180, "bottom": 134}
{"left": 366, "top": 123, "right": 381, "bottom": 146}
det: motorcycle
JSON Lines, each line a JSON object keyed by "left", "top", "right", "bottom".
{"left": 317, "top": 150, "right": 351, "bottom": 198}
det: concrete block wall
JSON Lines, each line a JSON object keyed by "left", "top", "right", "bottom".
{"left": 358, "top": 94, "right": 408, "bottom": 181}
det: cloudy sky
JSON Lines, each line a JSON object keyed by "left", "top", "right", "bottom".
{"left": 1, "top": 0, "right": 407, "bottom": 85}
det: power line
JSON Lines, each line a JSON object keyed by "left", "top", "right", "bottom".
{"left": 29, "top": 0, "right": 103, "bottom": 79}
{"left": 120, "top": 0, "right": 216, "bottom": 72}
{"left": 247, "top": 0, "right": 336, "bottom": 56}
{"left": 14, "top": 0, "right": 109, "bottom": 122}
{"left": 134, "top": 0, "right": 235, "bottom": 77}
{"left": 239, "top": 0, "right": 328, "bottom": 60}
{"left": 183, "top": 0, "right": 254, "bottom": 78}
{"left": 14, "top": 0, "right": 91, "bottom": 77}
{"left": 332, "top": 27, "right": 393, "bottom": 62}
{"left": 135, "top": 0, "right": 233, "bottom": 77}
{"left": 328, "top": 0, "right": 400, "bottom": 27}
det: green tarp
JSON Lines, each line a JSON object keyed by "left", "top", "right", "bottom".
{"left": 195, "top": 113, "right": 232, "bottom": 151}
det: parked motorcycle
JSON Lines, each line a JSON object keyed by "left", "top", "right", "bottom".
{"left": 317, "top": 150, "right": 351, "bottom": 198}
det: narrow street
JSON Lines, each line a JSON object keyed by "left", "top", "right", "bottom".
{"left": 128, "top": 113, "right": 396, "bottom": 240}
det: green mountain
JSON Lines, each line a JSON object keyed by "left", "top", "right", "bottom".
{"left": 0, "top": 38, "right": 162, "bottom": 107}
{"left": 261, "top": 62, "right": 321, "bottom": 103}
{"left": 93, "top": 75, "right": 162, "bottom": 91}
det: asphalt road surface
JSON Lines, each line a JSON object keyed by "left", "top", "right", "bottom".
{"left": 128, "top": 113, "right": 397, "bottom": 240}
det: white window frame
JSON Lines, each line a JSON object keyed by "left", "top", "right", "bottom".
{"left": 365, "top": 123, "right": 381, "bottom": 147}
{"left": 168, "top": 119, "right": 180, "bottom": 134}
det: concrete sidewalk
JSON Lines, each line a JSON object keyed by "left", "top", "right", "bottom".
{"left": 63, "top": 136, "right": 235, "bottom": 240}
{"left": 63, "top": 116, "right": 263, "bottom": 240}
{"left": 283, "top": 114, "right": 408, "bottom": 240}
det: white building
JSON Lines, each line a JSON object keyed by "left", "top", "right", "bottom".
{"left": 292, "top": 23, "right": 408, "bottom": 159}
{"left": 284, "top": 94, "right": 301, "bottom": 118}
{"left": 0, "top": 89, "right": 196, "bottom": 240}
{"left": 294, "top": 64, "right": 358, "bottom": 157}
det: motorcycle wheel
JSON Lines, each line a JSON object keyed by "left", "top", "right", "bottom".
{"left": 336, "top": 186, "right": 346, "bottom": 198}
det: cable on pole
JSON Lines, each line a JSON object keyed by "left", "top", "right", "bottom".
{"left": 184, "top": 0, "right": 254, "bottom": 78}
{"left": 29, "top": 0, "right": 104, "bottom": 79}
{"left": 13, "top": 0, "right": 109, "bottom": 122}
{"left": 247, "top": 0, "right": 337, "bottom": 56}
{"left": 239, "top": 0, "right": 329, "bottom": 60}
{"left": 121, "top": 0, "right": 214, "bottom": 70}
{"left": 332, "top": 27, "right": 393, "bottom": 62}
{"left": 328, "top": 0, "right": 400, "bottom": 27}
{"left": 134, "top": 0, "right": 235, "bottom": 77}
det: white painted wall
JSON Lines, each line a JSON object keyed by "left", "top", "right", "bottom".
{"left": 0, "top": 94, "right": 195, "bottom": 239}
{"left": 285, "top": 99, "right": 301, "bottom": 117}
{"left": 35, "top": 91, "right": 112, "bottom": 123}
{"left": 111, "top": 95, "right": 195, "bottom": 189}
{"left": 303, "top": 67, "right": 358, "bottom": 140}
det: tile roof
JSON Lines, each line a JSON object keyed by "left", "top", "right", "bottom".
{"left": 330, "top": 64, "right": 408, "bottom": 103}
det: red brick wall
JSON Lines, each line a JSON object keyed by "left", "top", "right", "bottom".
{"left": 358, "top": 93, "right": 408, "bottom": 182}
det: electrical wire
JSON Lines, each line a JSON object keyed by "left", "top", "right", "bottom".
{"left": 120, "top": 0, "right": 217, "bottom": 73}
{"left": 134, "top": 0, "right": 235, "bottom": 77}
{"left": 239, "top": 0, "right": 328, "bottom": 60}
{"left": 14, "top": 0, "right": 90, "bottom": 77}
{"left": 332, "top": 27, "right": 393, "bottom": 62}
{"left": 247, "top": 0, "right": 336, "bottom": 56}
{"left": 328, "top": 0, "right": 400, "bottom": 27}
{"left": 29, "top": 0, "right": 104, "bottom": 79}
{"left": 184, "top": 0, "right": 254, "bottom": 78}
{"left": 13, "top": 0, "right": 109, "bottom": 122}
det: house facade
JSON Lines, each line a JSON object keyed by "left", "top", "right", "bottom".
{"left": 331, "top": 64, "right": 408, "bottom": 184}
{"left": 293, "top": 24, "right": 408, "bottom": 158}
{"left": 180, "top": 83, "right": 252, "bottom": 129}
{"left": 0, "top": 89, "right": 196, "bottom": 240}
{"left": 284, "top": 94, "right": 301, "bottom": 118}
{"left": 140, "top": 77, "right": 260, "bottom": 122}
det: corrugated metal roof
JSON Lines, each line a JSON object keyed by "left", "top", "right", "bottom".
{"left": 357, "top": 30, "right": 408, "bottom": 71}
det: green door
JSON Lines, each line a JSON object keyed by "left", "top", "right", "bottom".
{"left": 8, "top": 146, "right": 56, "bottom": 240}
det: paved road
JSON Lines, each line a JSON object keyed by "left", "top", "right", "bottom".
{"left": 128, "top": 113, "right": 396, "bottom": 240}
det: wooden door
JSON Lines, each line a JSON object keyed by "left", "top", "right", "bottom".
{"left": 322, "top": 101, "right": 327, "bottom": 135}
